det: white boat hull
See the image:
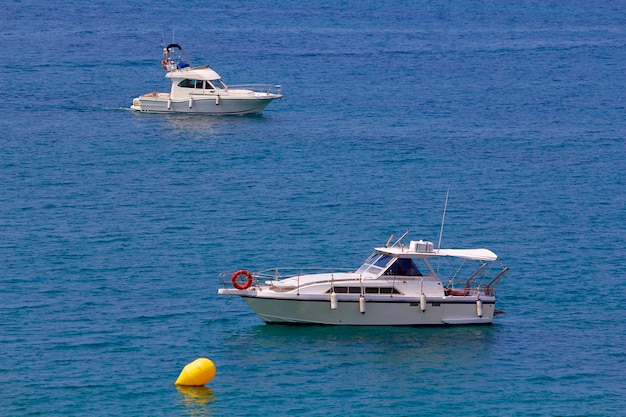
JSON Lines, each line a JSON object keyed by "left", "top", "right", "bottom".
{"left": 219, "top": 290, "right": 495, "bottom": 326}
{"left": 131, "top": 94, "right": 277, "bottom": 115}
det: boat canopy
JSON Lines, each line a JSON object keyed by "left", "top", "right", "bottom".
{"left": 376, "top": 246, "right": 498, "bottom": 261}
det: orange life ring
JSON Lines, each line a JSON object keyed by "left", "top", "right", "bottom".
{"left": 161, "top": 59, "right": 169, "bottom": 70}
{"left": 231, "top": 270, "right": 253, "bottom": 290}
{"left": 448, "top": 288, "right": 470, "bottom": 296}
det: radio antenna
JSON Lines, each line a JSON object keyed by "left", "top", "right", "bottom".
{"left": 436, "top": 188, "right": 450, "bottom": 274}
{"left": 437, "top": 188, "right": 450, "bottom": 253}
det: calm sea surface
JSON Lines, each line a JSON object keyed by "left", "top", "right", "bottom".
{"left": 2, "top": 1, "right": 625, "bottom": 416}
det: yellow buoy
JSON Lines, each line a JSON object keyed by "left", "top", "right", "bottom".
{"left": 175, "top": 358, "right": 216, "bottom": 386}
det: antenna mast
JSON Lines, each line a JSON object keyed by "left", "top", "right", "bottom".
{"left": 437, "top": 188, "right": 450, "bottom": 253}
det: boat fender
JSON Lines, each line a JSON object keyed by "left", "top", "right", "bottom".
{"left": 420, "top": 293, "right": 427, "bottom": 312}
{"left": 476, "top": 298, "right": 483, "bottom": 318}
{"left": 231, "top": 270, "right": 253, "bottom": 290}
{"left": 167, "top": 98, "right": 172, "bottom": 110}
{"left": 216, "top": 95, "right": 220, "bottom": 105}
{"left": 330, "top": 291, "right": 337, "bottom": 310}
{"left": 188, "top": 97, "right": 193, "bottom": 108}
{"left": 359, "top": 295, "right": 366, "bottom": 315}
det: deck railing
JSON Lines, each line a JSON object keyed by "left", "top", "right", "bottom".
{"left": 219, "top": 267, "right": 352, "bottom": 289}
{"left": 445, "top": 285, "right": 497, "bottom": 297}
{"left": 220, "top": 266, "right": 505, "bottom": 297}
{"left": 226, "top": 84, "right": 283, "bottom": 95}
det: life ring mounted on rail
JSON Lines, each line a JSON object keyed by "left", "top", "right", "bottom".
{"left": 161, "top": 59, "right": 169, "bottom": 71}
{"left": 231, "top": 270, "right": 254, "bottom": 290}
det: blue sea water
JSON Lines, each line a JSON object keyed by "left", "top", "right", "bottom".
{"left": 1, "top": 0, "right": 625, "bottom": 415}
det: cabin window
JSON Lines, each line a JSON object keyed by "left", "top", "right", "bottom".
{"left": 178, "top": 79, "right": 205, "bottom": 89}
{"left": 326, "top": 287, "right": 401, "bottom": 294}
{"left": 380, "top": 287, "right": 392, "bottom": 294}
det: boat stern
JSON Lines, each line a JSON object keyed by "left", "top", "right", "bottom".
{"left": 130, "top": 97, "right": 142, "bottom": 111}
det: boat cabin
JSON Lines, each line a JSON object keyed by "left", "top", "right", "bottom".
{"left": 166, "top": 66, "right": 227, "bottom": 99}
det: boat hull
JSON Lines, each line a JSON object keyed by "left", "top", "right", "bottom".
{"left": 238, "top": 294, "right": 495, "bottom": 326}
{"left": 130, "top": 94, "right": 278, "bottom": 115}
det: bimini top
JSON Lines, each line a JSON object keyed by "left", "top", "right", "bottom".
{"left": 376, "top": 240, "right": 498, "bottom": 261}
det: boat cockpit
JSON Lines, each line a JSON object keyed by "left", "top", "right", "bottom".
{"left": 355, "top": 252, "right": 430, "bottom": 278}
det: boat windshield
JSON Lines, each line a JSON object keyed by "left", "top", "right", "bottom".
{"left": 355, "top": 252, "right": 394, "bottom": 276}
{"left": 209, "top": 79, "right": 227, "bottom": 89}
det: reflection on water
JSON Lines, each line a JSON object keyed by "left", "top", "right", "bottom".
{"left": 162, "top": 113, "right": 269, "bottom": 136}
{"left": 227, "top": 323, "right": 500, "bottom": 367}
{"left": 246, "top": 322, "right": 498, "bottom": 345}
{"left": 176, "top": 385, "right": 217, "bottom": 416}
{"left": 216, "top": 323, "right": 504, "bottom": 402}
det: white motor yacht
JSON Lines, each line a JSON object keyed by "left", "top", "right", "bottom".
{"left": 131, "top": 44, "right": 282, "bottom": 115}
{"left": 218, "top": 232, "right": 508, "bottom": 326}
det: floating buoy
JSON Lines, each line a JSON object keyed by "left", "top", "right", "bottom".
{"left": 175, "top": 358, "right": 216, "bottom": 386}
{"left": 330, "top": 291, "right": 337, "bottom": 310}
{"left": 476, "top": 299, "right": 483, "bottom": 318}
{"left": 420, "top": 293, "right": 427, "bottom": 312}
{"left": 359, "top": 295, "right": 366, "bottom": 315}
{"left": 188, "top": 97, "right": 194, "bottom": 108}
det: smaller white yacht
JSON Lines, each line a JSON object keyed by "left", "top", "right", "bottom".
{"left": 218, "top": 231, "right": 508, "bottom": 326}
{"left": 131, "top": 44, "right": 282, "bottom": 115}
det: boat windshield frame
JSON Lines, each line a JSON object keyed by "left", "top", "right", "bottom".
{"left": 209, "top": 79, "right": 227, "bottom": 89}
{"left": 354, "top": 252, "right": 395, "bottom": 276}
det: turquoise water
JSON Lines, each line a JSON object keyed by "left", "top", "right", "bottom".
{"left": 2, "top": 1, "right": 625, "bottom": 415}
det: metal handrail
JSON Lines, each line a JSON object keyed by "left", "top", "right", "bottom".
{"left": 226, "top": 84, "right": 282, "bottom": 95}
{"left": 253, "top": 267, "right": 352, "bottom": 279}
{"left": 445, "top": 285, "right": 497, "bottom": 297}
{"left": 218, "top": 267, "right": 353, "bottom": 289}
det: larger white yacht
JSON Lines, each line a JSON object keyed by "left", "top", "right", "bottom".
{"left": 218, "top": 232, "right": 508, "bottom": 326}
